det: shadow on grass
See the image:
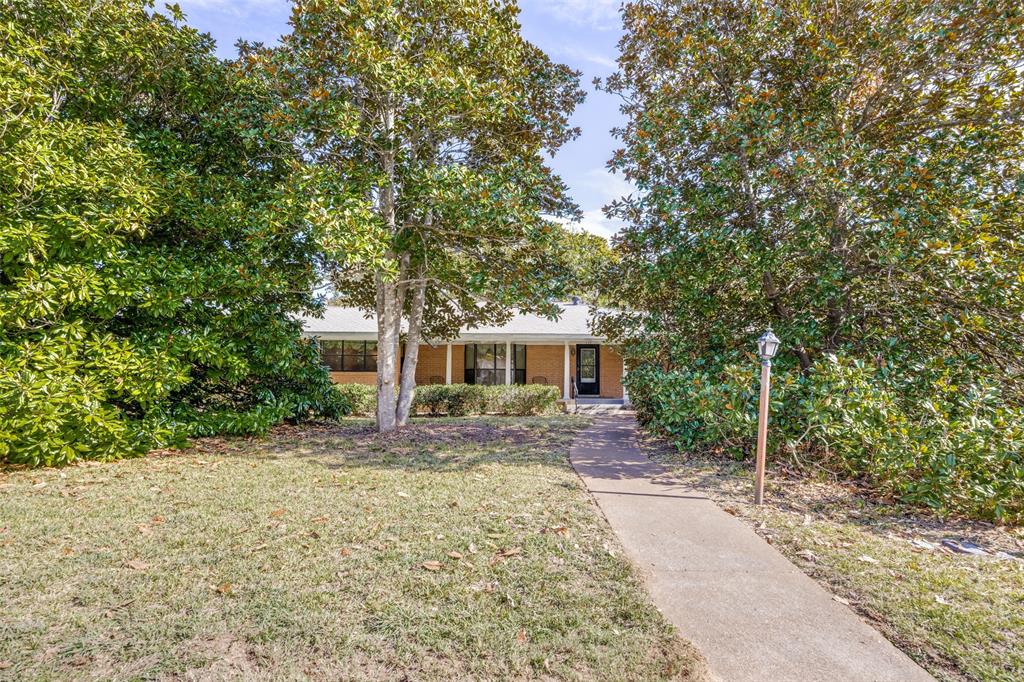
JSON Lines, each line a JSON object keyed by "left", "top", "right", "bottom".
{"left": 185, "top": 415, "right": 589, "bottom": 475}
{"left": 637, "top": 429, "right": 1022, "bottom": 554}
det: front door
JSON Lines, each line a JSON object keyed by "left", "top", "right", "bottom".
{"left": 576, "top": 345, "right": 600, "bottom": 396}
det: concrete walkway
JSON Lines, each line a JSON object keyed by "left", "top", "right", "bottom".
{"left": 569, "top": 414, "right": 933, "bottom": 682}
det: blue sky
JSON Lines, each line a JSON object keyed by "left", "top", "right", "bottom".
{"left": 173, "top": 0, "right": 630, "bottom": 239}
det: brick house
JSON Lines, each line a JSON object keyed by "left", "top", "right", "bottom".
{"left": 301, "top": 300, "right": 626, "bottom": 403}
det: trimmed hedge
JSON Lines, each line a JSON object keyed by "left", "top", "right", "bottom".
{"left": 334, "top": 383, "right": 561, "bottom": 417}
{"left": 416, "top": 383, "right": 561, "bottom": 416}
{"left": 334, "top": 383, "right": 377, "bottom": 417}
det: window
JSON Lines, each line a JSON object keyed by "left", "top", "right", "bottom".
{"left": 464, "top": 344, "right": 526, "bottom": 385}
{"left": 321, "top": 340, "right": 377, "bottom": 372}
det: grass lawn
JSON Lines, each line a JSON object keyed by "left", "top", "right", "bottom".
{"left": 0, "top": 415, "right": 706, "bottom": 681}
{"left": 638, "top": 432, "right": 1024, "bottom": 682}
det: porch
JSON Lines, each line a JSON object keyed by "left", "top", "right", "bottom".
{"left": 322, "top": 340, "right": 625, "bottom": 401}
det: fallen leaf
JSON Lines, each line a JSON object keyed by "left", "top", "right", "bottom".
{"left": 795, "top": 549, "right": 818, "bottom": 563}
{"left": 270, "top": 508, "right": 287, "bottom": 518}
{"left": 833, "top": 595, "right": 850, "bottom": 605}
{"left": 311, "top": 515, "right": 329, "bottom": 524}
{"left": 722, "top": 506, "right": 739, "bottom": 516}
{"left": 339, "top": 547, "right": 351, "bottom": 557}
{"left": 397, "top": 492, "right": 410, "bottom": 498}
{"left": 496, "top": 546, "right": 521, "bottom": 558}
{"left": 150, "top": 515, "right": 165, "bottom": 525}
{"left": 934, "top": 595, "right": 952, "bottom": 606}
{"left": 422, "top": 560, "right": 442, "bottom": 571}
{"left": 125, "top": 559, "right": 149, "bottom": 571}
{"left": 138, "top": 524, "right": 152, "bottom": 536}
{"left": 448, "top": 551, "right": 463, "bottom": 560}
{"left": 857, "top": 555, "right": 879, "bottom": 564}
{"left": 216, "top": 582, "right": 233, "bottom": 595}
{"left": 468, "top": 543, "right": 478, "bottom": 554}
{"left": 516, "top": 629, "right": 527, "bottom": 644}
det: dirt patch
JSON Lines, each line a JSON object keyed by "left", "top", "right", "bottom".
{"left": 178, "top": 632, "right": 257, "bottom": 680}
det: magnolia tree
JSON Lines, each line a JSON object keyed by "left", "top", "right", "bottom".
{"left": 0, "top": 0, "right": 344, "bottom": 466}
{"left": 599, "top": 0, "right": 1024, "bottom": 383}
{"left": 592, "top": 0, "right": 1024, "bottom": 520}
{"left": 256, "top": 0, "right": 584, "bottom": 431}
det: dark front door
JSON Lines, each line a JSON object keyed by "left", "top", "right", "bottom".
{"left": 576, "top": 345, "right": 600, "bottom": 396}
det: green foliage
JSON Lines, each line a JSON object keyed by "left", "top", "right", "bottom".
{"left": 254, "top": 0, "right": 585, "bottom": 430}
{"left": 482, "top": 384, "right": 562, "bottom": 416}
{"left": 334, "top": 383, "right": 376, "bottom": 417}
{"left": 601, "top": 0, "right": 1024, "bottom": 377}
{"left": 414, "top": 384, "right": 483, "bottom": 417}
{"left": 334, "top": 383, "right": 561, "bottom": 418}
{"left": 628, "top": 360, "right": 1024, "bottom": 523}
{"left": 0, "top": 0, "right": 344, "bottom": 467}
{"left": 556, "top": 229, "right": 620, "bottom": 305}
{"left": 602, "top": 0, "right": 1024, "bottom": 522}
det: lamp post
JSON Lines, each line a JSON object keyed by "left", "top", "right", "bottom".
{"left": 754, "top": 327, "right": 781, "bottom": 505}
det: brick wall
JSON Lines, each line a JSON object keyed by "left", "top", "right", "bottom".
{"left": 414, "top": 344, "right": 447, "bottom": 384}
{"left": 327, "top": 343, "right": 622, "bottom": 399}
{"left": 525, "top": 344, "right": 567, "bottom": 396}
{"left": 599, "top": 345, "right": 624, "bottom": 399}
{"left": 329, "top": 371, "right": 376, "bottom": 386}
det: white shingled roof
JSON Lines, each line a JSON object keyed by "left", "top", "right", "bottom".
{"left": 300, "top": 301, "right": 606, "bottom": 343}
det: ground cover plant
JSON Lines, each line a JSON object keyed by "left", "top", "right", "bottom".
{"left": 0, "top": 416, "right": 707, "bottom": 680}
{"left": 638, "top": 432, "right": 1024, "bottom": 681}
{"left": 597, "top": 0, "right": 1024, "bottom": 522}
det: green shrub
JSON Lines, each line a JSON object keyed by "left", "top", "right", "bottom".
{"left": 0, "top": 1, "right": 345, "bottom": 467}
{"left": 333, "top": 383, "right": 563, "bottom": 419}
{"left": 411, "top": 383, "right": 561, "bottom": 416}
{"left": 627, "top": 358, "right": 1024, "bottom": 523}
{"left": 481, "top": 384, "right": 561, "bottom": 416}
{"left": 334, "top": 383, "right": 377, "bottom": 416}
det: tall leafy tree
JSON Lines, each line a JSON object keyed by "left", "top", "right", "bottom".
{"left": 261, "top": 0, "right": 584, "bottom": 430}
{"left": 600, "top": 0, "right": 1024, "bottom": 384}
{"left": 595, "top": 0, "right": 1024, "bottom": 520}
{"left": 0, "top": 0, "right": 343, "bottom": 466}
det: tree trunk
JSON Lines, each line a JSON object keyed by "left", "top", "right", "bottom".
{"left": 762, "top": 272, "right": 813, "bottom": 373}
{"left": 375, "top": 271, "right": 399, "bottom": 432}
{"left": 396, "top": 268, "right": 427, "bottom": 426}
{"left": 375, "top": 104, "right": 399, "bottom": 432}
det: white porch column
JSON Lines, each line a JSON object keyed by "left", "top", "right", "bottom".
{"left": 563, "top": 341, "right": 570, "bottom": 400}
{"left": 445, "top": 343, "right": 452, "bottom": 385}
{"left": 505, "top": 340, "right": 512, "bottom": 385}
{"left": 622, "top": 359, "right": 630, "bottom": 405}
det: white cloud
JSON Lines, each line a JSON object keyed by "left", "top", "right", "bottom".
{"left": 556, "top": 210, "right": 625, "bottom": 241}
{"left": 580, "top": 167, "right": 633, "bottom": 200}
{"left": 524, "top": 0, "right": 623, "bottom": 30}
{"left": 557, "top": 45, "right": 618, "bottom": 70}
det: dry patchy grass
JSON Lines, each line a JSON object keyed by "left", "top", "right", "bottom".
{"left": 0, "top": 416, "right": 706, "bottom": 681}
{"left": 639, "top": 432, "right": 1024, "bottom": 682}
